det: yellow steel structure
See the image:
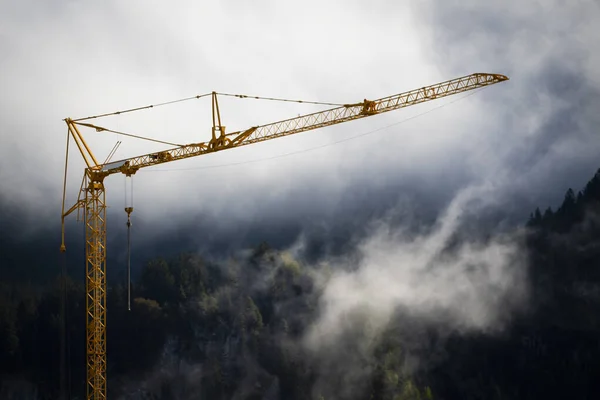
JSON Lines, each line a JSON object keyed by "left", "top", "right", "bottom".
{"left": 60, "top": 72, "right": 508, "bottom": 399}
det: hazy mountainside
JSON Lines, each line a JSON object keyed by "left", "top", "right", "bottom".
{"left": 1, "top": 169, "right": 600, "bottom": 399}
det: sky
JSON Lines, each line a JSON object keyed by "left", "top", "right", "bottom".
{"left": 1, "top": 0, "right": 599, "bottom": 262}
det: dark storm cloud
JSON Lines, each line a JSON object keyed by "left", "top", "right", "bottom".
{"left": 0, "top": 0, "right": 598, "bottom": 279}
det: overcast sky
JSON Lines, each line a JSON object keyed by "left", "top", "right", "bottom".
{"left": 1, "top": 0, "right": 599, "bottom": 259}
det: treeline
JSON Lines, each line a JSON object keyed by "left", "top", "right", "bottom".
{"left": 527, "top": 168, "right": 600, "bottom": 232}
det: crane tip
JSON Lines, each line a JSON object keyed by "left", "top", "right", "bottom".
{"left": 473, "top": 73, "right": 509, "bottom": 82}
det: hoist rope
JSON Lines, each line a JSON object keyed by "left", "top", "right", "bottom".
{"left": 126, "top": 216, "right": 131, "bottom": 311}
{"left": 131, "top": 176, "right": 134, "bottom": 211}
{"left": 125, "top": 176, "right": 133, "bottom": 311}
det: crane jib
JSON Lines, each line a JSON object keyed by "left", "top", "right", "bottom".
{"left": 90, "top": 72, "right": 508, "bottom": 178}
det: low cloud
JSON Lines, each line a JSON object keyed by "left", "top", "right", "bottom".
{"left": 304, "top": 182, "right": 529, "bottom": 356}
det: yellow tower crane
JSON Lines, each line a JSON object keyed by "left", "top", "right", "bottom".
{"left": 60, "top": 72, "right": 508, "bottom": 399}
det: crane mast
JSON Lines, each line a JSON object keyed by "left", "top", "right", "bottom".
{"left": 60, "top": 72, "right": 508, "bottom": 400}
